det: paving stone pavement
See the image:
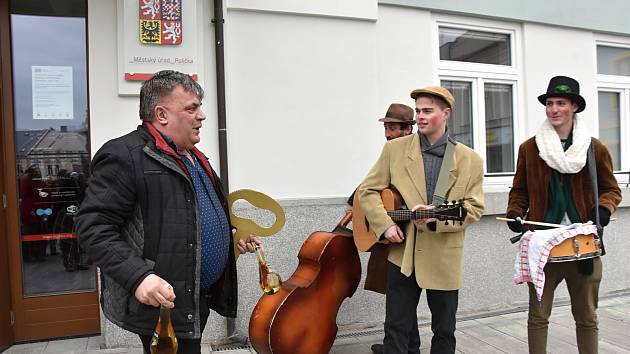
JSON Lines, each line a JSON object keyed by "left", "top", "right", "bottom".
{"left": 3, "top": 294, "right": 630, "bottom": 353}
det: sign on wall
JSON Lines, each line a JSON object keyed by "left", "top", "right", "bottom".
{"left": 117, "top": 0, "right": 202, "bottom": 95}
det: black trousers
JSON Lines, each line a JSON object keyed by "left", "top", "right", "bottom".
{"left": 139, "top": 293, "right": 211, "bottom": 354}
{"left": 384, "top": 262, "right": 458, "bottom": 354}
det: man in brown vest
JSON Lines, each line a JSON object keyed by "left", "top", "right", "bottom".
{"left": 346, "top": 103, "right": 414, "bottom": 354}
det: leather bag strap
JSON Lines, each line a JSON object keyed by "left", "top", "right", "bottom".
{"left": 587, "top": 138, "right": 603, "bottom": 241}
{"left": 432, "top": 137, "right": 457, "bottom": 205}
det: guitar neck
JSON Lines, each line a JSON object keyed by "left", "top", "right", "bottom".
{"left": 387, "top": 210, "right": 438, "bottom": 221}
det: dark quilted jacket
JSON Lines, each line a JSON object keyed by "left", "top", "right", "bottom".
{"left": 76, "top": 124, "right": 237, "bottom": 339}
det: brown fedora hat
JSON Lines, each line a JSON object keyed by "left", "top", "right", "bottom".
{"left": 410, "top": 86, "right": 455, "bottom": 109}
{"left": 378, "top": 103, "right": 415, "bottom": 125}
{"left": 537, "top": 75, "right": 586, "bottom": 113}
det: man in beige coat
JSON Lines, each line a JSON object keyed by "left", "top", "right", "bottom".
{"left": 358, "top": 86, "right": 484, "bottom": 354}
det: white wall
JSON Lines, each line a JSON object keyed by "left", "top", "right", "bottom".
{"left": 224, "top": 9, "right": 377, "bottom": 199}
{"left": 374, "top": 6, "right": 435, "bottom": 102}
{"left": 224, "top": 5, "right": 437, "bottom": 199}
{"left": 88, "top": 0, "right": 139, "bottom": 152}
{"left": 89, "top": 1, "right": 620, "bottom": 200}
{"left": 226, "top": 0, "right": 377, "bottom": 21}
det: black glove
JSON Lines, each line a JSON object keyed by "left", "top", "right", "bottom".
{"left": 589, "top": 206, "right": 611, "bottom": 227}
{"left": 506, "top": 211, "right": 523, "bottom": 233}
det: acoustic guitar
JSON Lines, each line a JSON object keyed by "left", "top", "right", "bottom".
{"left": 352, "top": 188, "right": 467, "bottom": 251}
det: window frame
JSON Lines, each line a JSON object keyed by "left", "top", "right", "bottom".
{"left": 595, "top": 37, "right": 630, "bottom": 183}
{"left": 482, "top": 79, "right": 518, "bottom": 175}
{"left": 596, "top": 87, "right": 629, "bottom": 173}
{"left": 440, "top": 77, "right": 519, "bottom": 177}
{"left": 596, "top": 41, "right": 630, "bottom": 81}
{"left": 437, "top": 20, "right": 519, "bottom": 76}
{"left": 433, "top": 15, "right": 523, "bottom": 185}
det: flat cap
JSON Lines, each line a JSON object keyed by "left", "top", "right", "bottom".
{"left": 410, "top": 86, "right": 455, "bottom": 109}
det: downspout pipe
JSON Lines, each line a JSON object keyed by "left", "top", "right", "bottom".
{"left": 213, "top": 0, "right": 229, "bottom": 193}
{"left": 212, "top": 0, "right": 248, "bottom": 345}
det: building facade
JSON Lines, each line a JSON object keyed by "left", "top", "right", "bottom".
{"left": 1, "top": 0, "right": 629, "bottom": 350}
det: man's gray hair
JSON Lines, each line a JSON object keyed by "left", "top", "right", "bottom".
{"left": 139, "top": 70, "right": 204, "bottom": 121}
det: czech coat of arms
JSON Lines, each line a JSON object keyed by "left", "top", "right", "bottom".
{"left": 139, "top": 0, "right": 182, "bottom": 45}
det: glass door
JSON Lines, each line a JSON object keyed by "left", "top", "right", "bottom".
{"left": 3, "top": 0, "right": 99, "bottom": 341}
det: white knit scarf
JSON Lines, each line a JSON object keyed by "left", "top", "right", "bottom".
{"left": 535, "top": 117, "right": 591, "bottom": 174}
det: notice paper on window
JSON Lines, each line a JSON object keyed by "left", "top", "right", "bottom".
{"left": 32, "top": 66, "right": 74, "bottom": 120}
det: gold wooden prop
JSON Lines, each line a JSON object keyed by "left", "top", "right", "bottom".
{"left": 228, "top": 189, "right": 286, "bottom": 259}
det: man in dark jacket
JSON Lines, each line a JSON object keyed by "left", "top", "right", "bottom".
{"left": 77, "top": 70, "right": 260, "bottom": 353}
{"left": 506, "top": 76, "right": 621, "bottom": 353}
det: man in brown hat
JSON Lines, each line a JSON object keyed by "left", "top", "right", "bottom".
{"left": 506, "top": 75, "right": 621, "bottom": 353}
{"left": 381, "top": 103, "right": 415, "bottom": 141}
{"left": 345, "top": 103, "right": 414, "bottom": 213}
{"left": 345, "top": 103, "right": 414, "bottom": 354}
{"left": 358, "top": 86, "right": 485, "bottom": 354}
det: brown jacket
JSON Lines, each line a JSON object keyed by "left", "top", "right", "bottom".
{"left": 507, "top": 137, "right": 621, "bottom": 226}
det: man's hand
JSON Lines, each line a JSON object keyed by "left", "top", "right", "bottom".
{"left": 134, "top": 274, "right": 176, "bottom": 308}
{"left": 589, "top": 206, "right": 611, "bottom": 227}
{"left": 506, "top": 211, "right": 524, "bottom": 233}
{"left": 237, "top": 235, "right": 263, "bottom": 254}
{"left": 411, "top": 204, "right": 437, "bottom": 227}
{"left": 384, "top": 224, "right": 405, "bottom": 243}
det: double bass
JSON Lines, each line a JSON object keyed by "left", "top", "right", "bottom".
{"left": 249, "top": 212, "right": 361, "bottom": 354}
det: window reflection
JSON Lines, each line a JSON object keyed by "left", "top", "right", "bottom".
{"left": 485, "top": 83, "right": 514, "bottom": 173}
{"left": 442, "top": 80, "right": 473, "bottom": 148}
{"left": 597, "top": 46, "right": 630, "bottom": 77}
{"left": 439, "top": 27, "right": 511, "bottom": 65}
{"left": 11, "top": 12, "right": 93, "bottom": 295}
{"left": 598, "top": 91, "right": 621, "bottom": 171}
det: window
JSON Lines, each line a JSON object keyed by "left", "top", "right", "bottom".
{"left": 439, "top": 27, "right": 511, "bottom": 65}
{"left": 597, "top": 45, "right": 630, "bottom": 76}
{"left": 598, "top": 91, "right": 621, "bottom": 170}
{"left": 10, "top": 0, "right": 94, "bottom": 296}
{"left": 442, "top": 81, "right": 473, "bottom": 147}
{"left": 596, "top": 42, "right": 630, "bottom": 174}
{"left": 484, "top": 83, "right": 514, "bottom": 173}
{"left": 437, "top": 18, "right": 521, "bottom": 176}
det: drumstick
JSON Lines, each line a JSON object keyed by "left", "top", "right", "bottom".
{"left": 495, "top": 217, "right": 565, "bottom": 228}
{"left": 496, "top": 217, "right": 617, "bottom": 229}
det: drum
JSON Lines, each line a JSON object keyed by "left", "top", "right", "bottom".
{"left": 548, "top": 233, "right": 601, "bottom": 263}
